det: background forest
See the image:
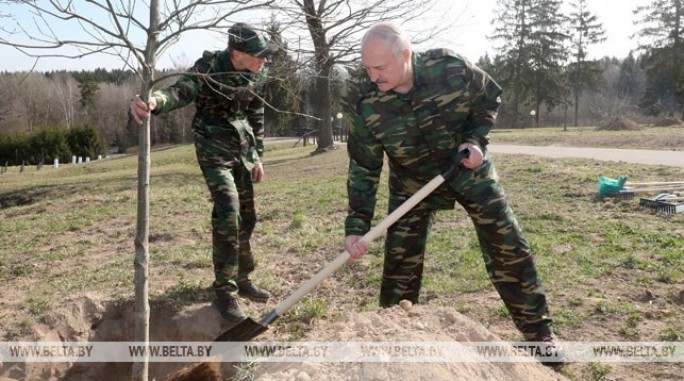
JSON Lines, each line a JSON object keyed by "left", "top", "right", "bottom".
{"left": 0, "top": 0, "right": 681, "bottom": 165}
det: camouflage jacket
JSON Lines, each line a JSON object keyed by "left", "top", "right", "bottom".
{"left": 343, "top": 49, "right": 503, "bottom": 236}
{"left": 151, "top": 50, "right": 267, "bottom": 168}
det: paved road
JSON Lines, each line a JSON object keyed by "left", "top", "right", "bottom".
{"left": 267, "top": 139, "right": 684, "bottom": 168}
{"left": 489, "top": 145, "right": 684, "bottom": 168}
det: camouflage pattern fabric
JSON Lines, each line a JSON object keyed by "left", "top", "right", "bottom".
{"left": 343, "top": 49, "right": 553, "bottom": 338}
{"left": 152, "top": 49, "right": 266, "bottom": 170}
{"left": 228, "top": 22, "right": 278, "bottom": 58}
{"left": 200, "top": 163, "right": 256, "bottom": 294}
{"left": 150, "top": 49, "right": 267, "bottom": 294}
{"left": 380, "top": 192, "right": 434, "bottom": 307}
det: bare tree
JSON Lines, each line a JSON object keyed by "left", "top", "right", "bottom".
{"left": 49, "top": 72, "right": 78, "bottom": 130}
{"left": 0, "top": 74, "right": 26, "bottom": 131}
{"left": 14, "top": 73, "right": 53, "bottom": 132}
{"left": 0, "top": 1, "right": 273, "bottom": 380}
{"left": 275, "top": 0, "right": 450, "bottom": 151}
{"left": 96, "top": 81, "right": 138, "bottom": 148}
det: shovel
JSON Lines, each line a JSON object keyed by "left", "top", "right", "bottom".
{"left": 213, "top": 149, "right": 470, "bottom": 342}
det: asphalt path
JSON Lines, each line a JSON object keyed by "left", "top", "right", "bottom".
{"left": 489, "top": 145, "right": 684, "bottom": 168}
{"left": 266, "top": 138, "right": 684, "bottom": 168}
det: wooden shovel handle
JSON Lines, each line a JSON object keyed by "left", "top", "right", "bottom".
{"left": 624, "top": 185, "right": 684, "bottom": 193}
{"left": 274, "top": 174, "right": 447, "bottom": 316}
{"left": 628, "top": 181, "right": 684, "bottom": 187}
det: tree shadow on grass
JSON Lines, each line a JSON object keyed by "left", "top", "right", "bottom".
{"left": 0, "top": 170, "right": 204, "bottom": 211}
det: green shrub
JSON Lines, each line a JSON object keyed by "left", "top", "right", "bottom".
{"left": 0, "top": 124, "right": 105, "bottom": 166}
{"left": 67, "top": 124, "right": 105, "bottom": 160}
{"left": 0, "top": 131, "right": 30, "bottom": 166}
{"left": 28, "top": 125, "right": 71, "bottom": 164}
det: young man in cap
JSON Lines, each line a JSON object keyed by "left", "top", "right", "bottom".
{"left": 130, "top": 22, "right": 278, "bottom": 322}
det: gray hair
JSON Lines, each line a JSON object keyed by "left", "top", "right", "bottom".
{"left": 361, "top": 22, "right": 411, "bottom": 60}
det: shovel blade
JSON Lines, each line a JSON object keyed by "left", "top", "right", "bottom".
{"left": 214, "top": 317, "right": 268, "bottom": 342}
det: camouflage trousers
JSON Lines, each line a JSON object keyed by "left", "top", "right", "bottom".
{"left": 382, "top": 158, "right": 553, "bottom": 339}
{"left": 199, "top": 161, "right": 257, "bottom": 296}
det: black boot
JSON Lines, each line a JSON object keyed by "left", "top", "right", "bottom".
{"left": 213, "top": 295, "right": 247, "bottom": 323}
{"left": 528, "top": 332, "right": 567, "bottom": 368}
{"left": 237, "top": 280, "right": 271, "bottom": 303}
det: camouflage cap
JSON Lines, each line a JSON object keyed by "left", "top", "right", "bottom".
{"left": 228, "top": 22, "right": 278, "bottom": 58}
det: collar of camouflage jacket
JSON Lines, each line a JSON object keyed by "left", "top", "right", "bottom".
{"left": 412, "top": 50, "right": 448, "bottom": 89}
{"left": 216, "top": 49, "right": 235, "bottom": 74}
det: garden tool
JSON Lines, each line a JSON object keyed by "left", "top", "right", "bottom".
{"left": 639, "top": 193, "right": 684, "bottom": 214}
{"left": 598, "top": 175, "right": 684, "bottom": 199}
{"left": 213, "top": 149, "right": 470, "bottom": 342}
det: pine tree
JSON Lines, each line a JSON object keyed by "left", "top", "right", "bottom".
{"left": 490, "top": 0, "right": 568, "bottom": 128}
{"left": 634, "top": 0, "right": 684, "bottom": 117}
{"left": 490, "top": 0, "right": 535, "bottom": 128}
{"left": 567, "top": 0, "right": 606, "bottom": 126}
{"left": 75, "top": 72, "right": 100, "bottom": 120}
{"left": 263, "top": 20, "right": 301, "bottom": 137}
{"left": 615, "top": 52, "right": 644, "bottom": 104}
{"left": 527, "top": 0, "right": 568, "bottom": 126}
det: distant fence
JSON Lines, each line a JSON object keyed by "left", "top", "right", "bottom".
{"left": 293, "top": 127, "right": 348, "bottom": 147}
{"left": 0, "top": 155, "right": 103, "bottom": 175}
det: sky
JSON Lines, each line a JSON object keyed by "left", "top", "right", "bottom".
{"left": 0, "top": 0, "right": 652, "bottom": 73}
{"left": 442, "top": 0, "right": 650, "bottom": 61}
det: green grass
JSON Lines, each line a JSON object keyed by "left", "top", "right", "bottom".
{"left": 232, "top": 362, "right": 257, "bottom": 381}
{"left": 490, "top": 125, "right": 684, "bottom": 150}
{"left": 588, "top": 362, "right": 612, "bottom": 381}
{"left": 659, "top": 327, "right": 684, "bottom": 341}
{"left": 1, "top": 136, "right": 684, "bottom": 380}
{"left": 2, "top": 144, "right": 683, "bottom": 302}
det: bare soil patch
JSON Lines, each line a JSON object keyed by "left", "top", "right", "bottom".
{"left": 595, "top": 117, "right": 641, "bottom": 131}
{"left": 654, "top": 117, "right": 684, "bottom": 127}
{"left": 0, "top": 294, "right": 235, "bottom": 380}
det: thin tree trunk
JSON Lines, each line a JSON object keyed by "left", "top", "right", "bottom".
{"left": 132, "top": 1, "right": 159, "bottom": 380}
{"left": 316, "top": 73, "right": 333, "bottom": 149}
{"left": 574, "top": 91, "right": 579, "bottom": 127}
{"left": 132, "top": 85, "right": 151, "bottom": 381}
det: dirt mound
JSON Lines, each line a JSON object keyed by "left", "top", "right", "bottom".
{"left": 2, "top": 295, "right": 568, "bottom": 381}
{"left": 0, "top": 294, "right": 232, "bottom": 381}
{"left": 654, "top": 117, "right": 684, "bottom": 127}
{"left": 595, "top": 116, "right": 641, "bottom": 131}
{"left": 0, "top": 294, "right": 107, "bottom": 380}
{"left": 253, "top": 303, "right": 568, "bottom": 381}
{"left": 65, "top": 298, "right": 232, "bottom": 381}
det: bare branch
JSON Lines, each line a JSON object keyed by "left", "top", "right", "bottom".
{"left": 0, "top": 0, "right": 276, "bottom": 73}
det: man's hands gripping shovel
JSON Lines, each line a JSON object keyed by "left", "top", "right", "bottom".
{"left": 346, "top": 144, "right": 478, "bottom": 263}
{"left": 213, "top": 148, "right": 470, "bottom": 342}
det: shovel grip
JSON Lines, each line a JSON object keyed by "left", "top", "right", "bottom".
{"left": 273, "top": 149, "right": 468, "bottom": 317}
{"left": 274, "top": 174, "right": 448, "bottom": 317}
